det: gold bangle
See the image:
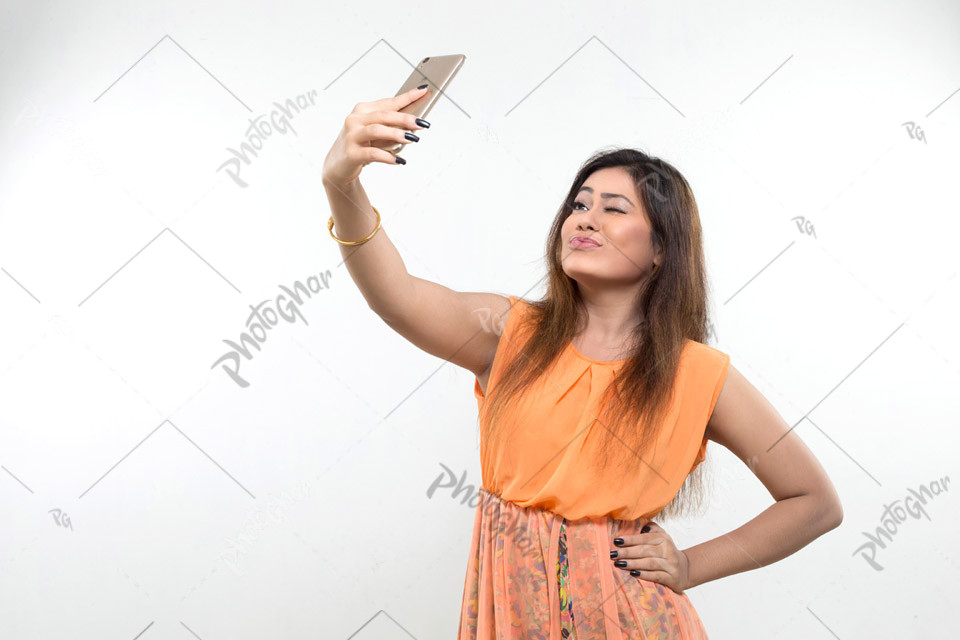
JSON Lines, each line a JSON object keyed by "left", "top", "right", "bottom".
{"left": 328, "top": 206, "right": 382, "bottom": 246}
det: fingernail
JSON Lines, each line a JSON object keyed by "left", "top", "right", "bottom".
{"left": 395, "top": 156, "right": 406, "bottom": 165}
{"left": 614, "top": 560, "right": 627, "bottom": 568}
{"left": 613, "top": 538, "right": 624, "bottom": 546}
{"left": 630, "top": 570, "right": 642, "bottom": 577}
{"left": 415, "top": 118, "right": 430, "bottom": 128}
{"left": 417, "top": 83, "right": 428, "bottom": 90}
{"left": 610, "top": 550, "right": 618, "bottom": 559}
{"left": 404, "top": 132, "right": 419, "bottom": 142}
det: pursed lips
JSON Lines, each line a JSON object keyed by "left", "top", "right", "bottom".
{"left": 570, "top": 236, "right": 601, "bottom": 247}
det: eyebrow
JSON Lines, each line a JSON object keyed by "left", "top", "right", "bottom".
{"left": 576, "top": 186, "right": 634, "bottom": 207}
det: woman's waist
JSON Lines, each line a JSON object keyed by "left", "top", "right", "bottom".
{"left": 477, "top": 485, "right": 653, "bottom": 536}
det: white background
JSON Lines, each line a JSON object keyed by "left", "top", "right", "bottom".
{"left": 1, "top": 0, "right": 958, "bottom": 637}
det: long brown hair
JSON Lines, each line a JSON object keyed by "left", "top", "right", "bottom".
{"left": 480, "top": 146, "right": 715, "bottom": 520}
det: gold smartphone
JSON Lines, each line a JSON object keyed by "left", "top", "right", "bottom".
{"left": 382, "top": 54, "right": 466, "bottom": 154}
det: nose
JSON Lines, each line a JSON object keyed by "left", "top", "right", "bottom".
{"left": 575, "top": 208, "right": 598, "bottom": 232}
{"left": 577, "top": 219, "right": 597, "bottom": 233}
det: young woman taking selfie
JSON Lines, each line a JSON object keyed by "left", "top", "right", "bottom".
{"left": 322, "top": 86, "right": 844, "bottom": 639}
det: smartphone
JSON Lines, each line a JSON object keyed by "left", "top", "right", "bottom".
{"left": 382, "top": 54, "right": 465, "bottom": 154}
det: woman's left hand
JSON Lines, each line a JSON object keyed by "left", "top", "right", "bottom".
{"left": 610, "top": 521, "right": 691, "bottom": 595}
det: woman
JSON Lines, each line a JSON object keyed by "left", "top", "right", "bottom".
{"left": 322, "top": 87, "right": 844, "bottom": 638}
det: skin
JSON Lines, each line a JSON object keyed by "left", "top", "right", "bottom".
{"left": 564, "top": 167, "right": 844, "bottom": 594}
{"left": 562, "top": 167, "right": 662, "bottom": 359}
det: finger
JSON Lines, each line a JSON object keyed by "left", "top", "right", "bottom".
{"left": 353, "top": 122, "right": 420, "bottom": 147}
{"left": 610, "top": 542, "right": 659, "bottom": 561}
{"left": 612, "top": 554, "right": 669, "bottom": 574}
{"left": 614, "top": 534, "right": 663, "bottom": 548}
{"left": 356, "top": 109, "right": 428, "bottom": 134}
{"left": 388, "top": 85, "right": 431, "bottom": 109}
{"left": 637, "top": 521, "right": 671, "bottom": 544}
{"left": 612, "top": 536, "right": 639, "bottom": 552}
{"left": 641, "top": 520, "right": 662, "bottom": 534}
{"left": 612, "top": 520, "right": 659, "bottom": 547}
{"left": 626, "top": 568, "right": 677, "bottom": 590}
{"left": 355, "top": 87, "right": 429, "bottom": 118}
{"left": 350, "top": 144, "right": 408, "bottom": 167}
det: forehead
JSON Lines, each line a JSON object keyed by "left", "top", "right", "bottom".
{"left": 579, "top": 168, "right": 638, "bottom": 202}
{"left": 577, "top": 167, "right": 639, "bottom": 204}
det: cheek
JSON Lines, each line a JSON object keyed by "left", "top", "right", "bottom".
{"left": 606, "top": 222, "right": 649, "bottom": 249}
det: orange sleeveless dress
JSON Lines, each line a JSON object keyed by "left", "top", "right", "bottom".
{"left": 458, "top": 296, "right": 731, "bottom": 639}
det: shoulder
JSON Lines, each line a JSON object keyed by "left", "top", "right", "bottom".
{"left": 680, "top": 338, "right": 731, "bottom": 372}
{"left": 679, "top": 339, "right": 732, "bottom": 429}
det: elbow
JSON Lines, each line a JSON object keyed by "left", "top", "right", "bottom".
{"left": 820, "top": 498, "right": 844, "bottom": 532}
{"left": 796, "top": 487, "right": 843, "bottom": 532}
{"left": 826, "top": 507, "right": 843, "bottom": 531}
{"left": 813, "top": 480, "right": 844, "bottom": 531}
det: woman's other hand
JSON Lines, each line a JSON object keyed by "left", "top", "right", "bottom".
{"left": 611, "top": 521, "right": 691, "bottom": 595}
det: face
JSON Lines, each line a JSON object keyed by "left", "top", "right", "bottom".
{"left": 560, "top": 167, "right": 661, "bottom": 287}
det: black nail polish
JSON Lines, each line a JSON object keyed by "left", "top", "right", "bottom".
{"left": 395, "top": 156, "right": 406, "bottom": 165}
{"left": 613, "top": 538, "right": 624, "bottom": 546}
{"left": 609, "top": 550, "right": 618, "bottom": 559}
{"left": 614, "top": 560, "right": 627, "bottom": 568}
{"left": 415, "top": 118, "right": 430, "bottom": 128}
{"left": 417, "top": 83, "right": 428, "bottom": 89}
{"left": 630, "top": 570, "right": 642, "bottom": 577}
{"left": 404, "top": 132, "right": 419, "bottom": 142}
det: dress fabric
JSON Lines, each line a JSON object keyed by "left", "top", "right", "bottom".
{"left": 459, "top": 296, "right": 731, "bottom": 639}
{"left": 558, "top": 517, "right": 577, "bottom": 638}
{"left": 457, "top": 486, "right": 710, "bottom": 639}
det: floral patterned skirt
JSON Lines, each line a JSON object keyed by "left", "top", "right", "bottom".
{"left": 458, "top": 486, "right": 710, "bottom": 639}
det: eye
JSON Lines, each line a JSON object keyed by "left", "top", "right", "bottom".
{"left": 571, "top": 200, "right": 626, "bottom": 214}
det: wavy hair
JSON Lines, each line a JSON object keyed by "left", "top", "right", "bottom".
{"left": 479, "top": 146, "right": 716, "bottom": 520}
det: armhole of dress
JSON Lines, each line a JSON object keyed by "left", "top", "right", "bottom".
{"left": 707, "top": 351, "right": 731, "bottom": 419}
{"left": 701, "top": 351, "right": 731, "bottom": 460}
{"left": 689, "top": 346, "right": 730, "bottom": 472}
{"left": 489, "top": 295, "right": 523, "bottom": 390}
{"left": 476, "top": 295, "right": 523, "bottom": 402}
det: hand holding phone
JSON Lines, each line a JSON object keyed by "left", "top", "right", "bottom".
{"left": 321, "top": 86, "right": 432, "bottom": 188}
{"left": 321, "top": 54, "right": 465, "bottom": 188}
{"left": 378, "top": 54, "right": 466, "bottom": 154}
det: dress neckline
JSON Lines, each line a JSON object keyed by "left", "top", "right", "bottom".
{"left": 567, "top": 340, "right": 629, "bottom": 365}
